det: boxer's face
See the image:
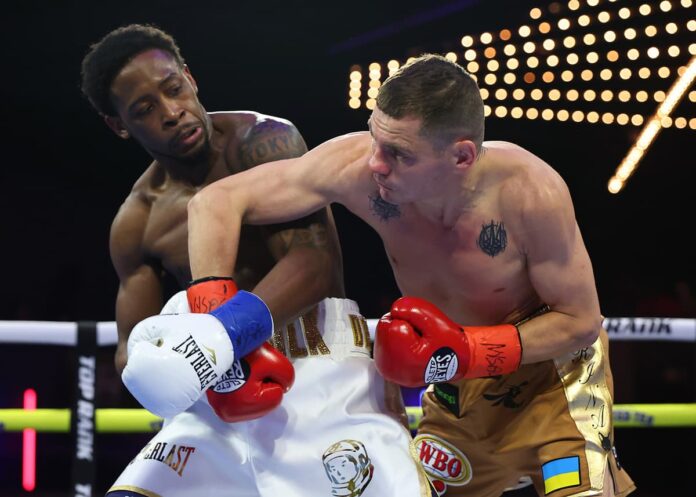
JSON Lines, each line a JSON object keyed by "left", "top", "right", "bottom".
{"left": 105, "top": 49, "right": 211, "bottom": 165}
{"left": 367, "top": 107, "right": 453, "bottom": 204}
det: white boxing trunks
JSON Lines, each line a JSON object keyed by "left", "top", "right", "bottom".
{"left": 107, "top": 298, "right": 431, "bottom": 497}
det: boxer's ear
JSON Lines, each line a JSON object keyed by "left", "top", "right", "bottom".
{"left": 104, "top": 115, "right": 130, "bottom": 139}
{"left": 453, "top": 139, "right": 477, "bottom": 171}
{"left": 182, "top": 65, "right": 198, "bottom": 94}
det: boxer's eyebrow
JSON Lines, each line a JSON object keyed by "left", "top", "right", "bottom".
{"left": 367, "top": 118, "right": 413, "bottom": 158}
{"left": 127, "top": 73, "right": 181, "bottom": 112}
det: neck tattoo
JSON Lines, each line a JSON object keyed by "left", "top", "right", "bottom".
{"left": 369, "top": 193, "right": 400, "bottom": 221}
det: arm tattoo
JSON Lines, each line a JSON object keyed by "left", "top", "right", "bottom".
{"left": 277, "top": 224, "right": 329, "bottom": 251}
{"left": 238, "top": 121, "right": 307, "bottom": 170}
{"left": 369, "top": 193, "right": 400, "bottom": 221}
{"left": 477, "top": 220, "right": 507, "bottom": 257}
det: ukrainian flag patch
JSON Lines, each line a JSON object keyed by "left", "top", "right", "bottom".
{"left": 542, "top": 456, "right": 581, "bottom": 495}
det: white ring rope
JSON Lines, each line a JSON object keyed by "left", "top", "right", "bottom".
{"left": 0, "top": 317, "right": 693, "bottom": 346}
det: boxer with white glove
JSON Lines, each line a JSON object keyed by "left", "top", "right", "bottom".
{"left": 375, "top": 296, "right": 523, "bottom": 387}
{"left": 122, "top": 287, "right": 273, "bottom": 419}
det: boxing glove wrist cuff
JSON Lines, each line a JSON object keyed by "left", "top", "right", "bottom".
{"left": 209, "top": 291, "right": 273, "bottom": 358}
{"left": 462, "top": 324, "right": 522, "bottom": 378}
{"left": 187, "top": 277, "right": 238, "bottom": 313}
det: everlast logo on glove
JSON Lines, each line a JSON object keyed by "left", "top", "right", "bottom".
{"left": 171, "top": 335, "right": 219, "bottom": 389}
{"left": 425, "top": 347, "right": 459, "bottom": 384}
{"left": 212, "top": 360, "right": 250, "bottom": 393}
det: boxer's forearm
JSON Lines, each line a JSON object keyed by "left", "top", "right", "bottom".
{"left": 188, "top": 185, "right": 244, "bottom": 279}
{"left": 253, "top": 243, "right": 339, "bottom": 328}
{"left": 517, "top": 309, "right": 601, "bottom": 364}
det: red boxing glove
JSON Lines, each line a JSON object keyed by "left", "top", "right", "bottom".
{"left": 374, "top": 297, "right": 522, "bottom": 387}
{"left": 205, "top": 342, "right": 295, "bottom": 422}
{"left": 187, "top": 277, "right": 238, "bottom": 313}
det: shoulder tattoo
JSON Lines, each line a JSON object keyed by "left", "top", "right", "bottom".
{"left": 277, "top": 223, "right": 329, "bottom": 251}
{"left": 238, "top": 121, "right": 307, "bottom": 170}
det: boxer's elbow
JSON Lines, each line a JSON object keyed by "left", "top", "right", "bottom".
{"left": 115, "top": 342, "right": 128, "bottom": 376}
{"left": 572, "top": 314, "right": 602, "bottom": 349}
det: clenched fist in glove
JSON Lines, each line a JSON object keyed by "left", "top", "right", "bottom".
{"left": 122, "top": 284, "right": 273, "bottom": 419}
{"left": 188, "top": 277, "right": 295, "bottom": 422}
{"left": 374, "top": 296, "right": 522, "bottom": 387}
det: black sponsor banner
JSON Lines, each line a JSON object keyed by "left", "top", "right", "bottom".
{"left": 71, "top": 321, "right": 97, "bottom": 497}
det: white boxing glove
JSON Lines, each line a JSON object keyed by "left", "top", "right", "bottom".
{"left": 160, "top": 290, "right": 191, "bottom": 315}
{"left": 122, "top": 291, "right": 273, "bottom": 419}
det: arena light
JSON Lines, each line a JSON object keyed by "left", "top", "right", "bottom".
{"left": 608, "top": 55, "right": 696, "bottom": 193}
{"left": 348, "top": 0, "right": 696, "bottom": 140}
{"left": 387, "top": 59, "right": 400, "bottom": 76}
{"left": 23, "top": 388, "right": 37, "bottom": 492}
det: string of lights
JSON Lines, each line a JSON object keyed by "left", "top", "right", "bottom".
{"left": 347, "top": 0, "right": 695, "bottom": 192}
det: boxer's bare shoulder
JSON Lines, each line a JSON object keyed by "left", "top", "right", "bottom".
{"left": 210, "top": 111, "right": 308, "bottom": 172}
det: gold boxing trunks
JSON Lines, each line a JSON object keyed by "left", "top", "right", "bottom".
{"left": 415, "top": 320, "right": 636, "bottom": 497}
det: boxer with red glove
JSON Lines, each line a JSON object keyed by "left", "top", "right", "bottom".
{"left": 187, "top": 277, "right": 295, "bottom": 422}
{"left": 374, "top": 296, "right": 522, "bottom": 387}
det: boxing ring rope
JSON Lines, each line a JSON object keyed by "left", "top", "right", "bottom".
{"left": 1, "top": 317, "right": 695, "bottom": 430}
{"left": 2, "top": 316, "right": 695, "bottom": 346}
{"left": 1, "top": 317, "right": 695, "bottom": 494}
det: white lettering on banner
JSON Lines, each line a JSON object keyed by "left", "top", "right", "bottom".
{"left": 76, "top": 355, "right": 96, "bottom": 462}
{"left": 78, "top": 356, "right": 95, "bottom": 400}
{"left": 74, "top": 483, "right": 91, "bottom": 497}
{"left": 604, "top": 318, "right": 672, "bottom": 335}
{"left": 77, "top": 399, "right": 94, "bottom": 460}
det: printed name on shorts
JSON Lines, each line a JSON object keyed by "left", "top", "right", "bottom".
{"left": 414, "top": 433, "right": 472, "bottom": 496}
{"left": 271, "top": 307, "right": 372, "bottom": 359}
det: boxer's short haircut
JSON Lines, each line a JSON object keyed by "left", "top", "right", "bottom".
{"left": 376, "top": 54, "right": 485, "bottom": 151}
{"left": 80, "top": 24, "right": 186, "bottom": 116}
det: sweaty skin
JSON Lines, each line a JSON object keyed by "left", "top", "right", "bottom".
{"left": 108, "top": 49, "right": 344, "bottom": 374}
{"left": 188, "top": 107, "right": 603, "bottom": 365}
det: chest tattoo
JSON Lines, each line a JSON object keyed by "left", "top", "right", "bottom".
{"left": 369, "top": 193, "right": 400, "bottom": 221}
{"left": 477, "top": 220, "right": 507, "bottom": 257}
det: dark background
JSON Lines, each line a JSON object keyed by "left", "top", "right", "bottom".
{"left": 1, "top": 0, "right": 694, "bottom": 495}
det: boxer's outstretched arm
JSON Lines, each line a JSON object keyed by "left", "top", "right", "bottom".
{"left": 188, "top": 132, "right": 370, "bottom": 278}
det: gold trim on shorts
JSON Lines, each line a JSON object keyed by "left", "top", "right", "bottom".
{"left": 554, "top": 331, "right": 613, "bottom": 494}
{"left": 107, "top": 485, "right": 164, "bottom": 497}
{"left": 409, "top": 437, "right": 443, "bottom": 496}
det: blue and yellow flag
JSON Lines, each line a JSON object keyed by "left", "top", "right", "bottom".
{"left": 542, "top": 456, "right": 581, "bottom": 494}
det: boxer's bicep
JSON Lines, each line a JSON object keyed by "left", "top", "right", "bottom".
{"left": 523, "top": 182, "right": 597, "bottom": 319}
